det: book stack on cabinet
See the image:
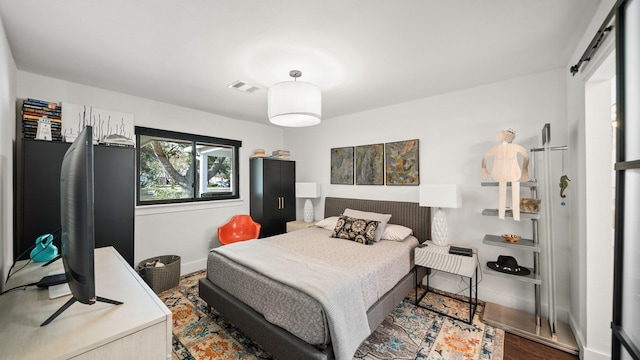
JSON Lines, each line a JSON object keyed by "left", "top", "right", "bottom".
{"left": 21, "top": 98, "right": 62, "bottom": 141}
{"left": 272, "top": 149, "right": 290, "bottom": 160}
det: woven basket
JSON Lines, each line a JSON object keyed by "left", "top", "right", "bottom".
{"left": 136, "top": 255, "right": 181, "bottom": 294}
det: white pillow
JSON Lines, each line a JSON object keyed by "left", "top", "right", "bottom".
{"left": 381, "top": 224, "right": 413, "bottom": 241}
{"left": 343, "top": 208, "right": 391, "bottom": 242}
{"left": 315, "top": 216, "right": 339, "bottom": 230}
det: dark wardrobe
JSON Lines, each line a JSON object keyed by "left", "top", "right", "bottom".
{"left": 250, "top": 158, "right": 295, "bottom": 238}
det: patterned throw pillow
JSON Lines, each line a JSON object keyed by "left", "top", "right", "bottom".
{"left": 331, "top": 215, "right": 379, "bottom": 245}
{"left": 343, "top": 209, "right": 391, "bottom": 242}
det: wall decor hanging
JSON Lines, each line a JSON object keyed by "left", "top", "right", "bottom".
{"left": 385, "top": 139, "right": 419, "bottom": 185}
{"left": 355, "top": 143, "right": 384, "bottom": 185}
{"left": 330, "top": 147, "right": 354, "bottom": 184}
{"left": 62, "top": 102, "right": 135, "bottom": 146}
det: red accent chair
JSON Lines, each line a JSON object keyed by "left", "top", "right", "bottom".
{"left": 218, "top": 215, "right": 261, "bottom": 245}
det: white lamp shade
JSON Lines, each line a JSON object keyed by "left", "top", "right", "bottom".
{"left": 268, "top": 81, "right": 321, "bottom": 127}
{"left": 419, "top": 184, "right": 461, "bottom": 246}
{"left": 419, "top": 184, "right": 462, "bottom": 209}
{"left": 295, "top": 182, "right": 320, "bottom": 198}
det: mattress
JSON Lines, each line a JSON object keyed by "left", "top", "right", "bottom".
{"left": 206, "top": 226, "right": 418, "bottom": 346}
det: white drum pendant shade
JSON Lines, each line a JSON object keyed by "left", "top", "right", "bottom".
{"left": 268, "top": 80, "right": 321, "bottom": 127}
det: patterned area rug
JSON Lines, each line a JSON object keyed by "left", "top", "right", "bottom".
{"left": 159, "top": 271, "right": 504, "bottom": 360}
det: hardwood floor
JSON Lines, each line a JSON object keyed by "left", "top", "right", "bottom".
{"left": 503, "top": 332, "right": 579, "bottom": 360}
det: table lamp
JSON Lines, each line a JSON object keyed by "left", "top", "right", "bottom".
{"left": 419, "top": 184, "right": 462, "bottom": 246}
{"left": 295, "top": 182, "right": 320, "bottom": 222}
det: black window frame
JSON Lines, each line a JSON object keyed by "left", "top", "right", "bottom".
{"left": 135, "top": 126, "right": 241, "bottom": 206}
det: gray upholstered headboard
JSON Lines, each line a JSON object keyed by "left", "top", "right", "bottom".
{"left": 324, "top": 197, "right": 431, "bottom": 243}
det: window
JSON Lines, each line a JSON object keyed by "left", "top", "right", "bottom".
{"left": 136, "top": 127, "right": 241, "bottom": 205}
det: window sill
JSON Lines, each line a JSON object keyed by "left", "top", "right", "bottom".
{"left": 135, "top": 198, "right": 245, "bottom": 216}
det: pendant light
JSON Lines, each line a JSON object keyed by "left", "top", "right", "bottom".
{"left": 268, "top": 70, "right": 321, "bottom": 127}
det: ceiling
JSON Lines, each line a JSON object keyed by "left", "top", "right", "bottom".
{"left": 0, "top": 0, "right": 601, "bottom": 126}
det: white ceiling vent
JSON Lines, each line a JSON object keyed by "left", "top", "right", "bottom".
{"left": 228, "top": 80, "right": 261, "bottom": 94}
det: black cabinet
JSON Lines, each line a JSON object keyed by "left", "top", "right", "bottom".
{"left": 93, "top": 145, "right": 135, "bottom": 265}
{"left": 250, "top": 158, "right": 295, "bottom": 237}
{"left": 15, "top": 139, "right": 135, "bottom": 266}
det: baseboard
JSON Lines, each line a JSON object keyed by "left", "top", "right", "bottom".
{"left": 581, "top": 348, "right": 611, "bottom": 360}
{"left": 568, "top": 312, "right": 586, "bottom": 358}
{"left": 181, "top": 257, "right": 207, "bottom": 276}
{"left": 426, "top": 271, "right": 571, "bottom": 323}
{"left": 568, "top": 310, "right": 612, "bottom": 359}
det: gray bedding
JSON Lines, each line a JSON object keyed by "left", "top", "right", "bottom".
{"left": 206, "top": 226, "right": 418, "bottom": 349}
{"left": 212, "top": 239, "right": 370, "bottom": 360}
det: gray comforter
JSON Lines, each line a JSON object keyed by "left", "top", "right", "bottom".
{"left": 213, "top": 240, "right": 370, "bottom": 360}
{"left": 207, "top": 227, "right": 418, "bottom": 359}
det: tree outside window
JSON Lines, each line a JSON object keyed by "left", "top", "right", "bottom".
{"left": 136, "top": 127, "right": 241, "bottom": 205}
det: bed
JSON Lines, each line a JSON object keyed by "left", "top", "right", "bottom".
{"left": 198, "top": 197, "right": 430, "bottom": 360}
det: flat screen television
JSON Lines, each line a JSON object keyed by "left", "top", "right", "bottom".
{"left": 41, "top": 126, "right": 121, "bottom": 326}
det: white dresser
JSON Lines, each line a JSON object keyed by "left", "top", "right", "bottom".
{"left": 0, "top": 246, "right": 172, "bottom": 359}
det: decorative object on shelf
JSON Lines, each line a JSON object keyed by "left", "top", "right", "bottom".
{"left": 102, "top": 133, "right": 135, "bottom": 147}
{"left": 272, "top": 149, "right": 290, "bottom": 160}
{"left": 355, "top": 143, "right": 384, "bottom": 185}
{"left": 520, "top": 197, "right": 541, "bottom": 213}
{"left": 331, "top": 146, "right": 354, "bottom": 184}
{"left": 481, "top": 129, "right": 530, "bottom": 221}
{"left": 560, "top": 175, "right": 570, "bottom": 199}
{"left": 385, "top": 139, "right": 419, "bottom": 185}
{"left": 268, "top": 70, "right": 321, "bottom": 127}
{"left": 35, "top": 116, "right": 52, "bottom": 141}
{"left": 295, "top": 182, "right": 320, "bottom": 222}
{"left": 419, "top": 184, "right": 462, "bottom": 246}
{"left": 22, "top": 98, "right": 62, "bottom": 141}
{"left": 30, "top": 234, "right": 59, "bottom": 263}
{"left": 62, "top": 102, "right": 135, "bottom": 146}
{"left": 250, "top": 149, "right": 269, "bottom": 158}
{"left": 559, "top": 149, "right": 570, "bottom": 206}
{"left": 487, "top": 255, "right": 530, "bottom": 276}
{"left": 501, "top": 234, "right": 521, "bottom": 243}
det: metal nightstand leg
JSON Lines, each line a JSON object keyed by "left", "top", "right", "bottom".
{"left": 414, "top": 265, "right": 429, "bottom": 307}
{"left": 413, "top": 265, "right": 478, "bottom": 325}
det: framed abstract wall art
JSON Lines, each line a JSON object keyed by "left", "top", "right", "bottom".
{"left": 355, "top": 143, "right": 384, "bottom": 185}
{"left": 385, "top": 139, "right": 419, "bottom": 185}
{"left": 62, "top": 102, "right": 135, "bottom": 145}
{"left": 330, "top": 147, "right": 354, "bottom": 184}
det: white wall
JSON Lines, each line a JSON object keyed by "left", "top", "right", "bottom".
{"left": 584, "top": 74, "right": 615, "bottom": 359}
{"left": 285, "top": 69, "right": 572, "bottom": 320}
{"left": 16, "top": 71, "right": 284, "bottom": 274}
{"left": 0, "top": 14, "right": 16, "bottom": 292}
{"left": 565, "top": 0, "right": 618, "bottom": 359}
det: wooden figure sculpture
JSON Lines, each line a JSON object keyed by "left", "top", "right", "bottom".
{"left": 481, "top": 129, "right": 530, "bottom": 220}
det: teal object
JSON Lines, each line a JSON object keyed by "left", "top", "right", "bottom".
{"left": 30, "top": 234, "right": 58, "bottom": 262}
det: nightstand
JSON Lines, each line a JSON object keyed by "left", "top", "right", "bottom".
{"left": 413, "top": 241, "right": 478, "bottom": 324}
{"left": 286, "top": 220, "right": 317, "bottom": 232}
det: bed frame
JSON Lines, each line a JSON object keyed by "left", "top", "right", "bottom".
{"left": 198, "top": 197, "right": 430, "bottom": 360}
